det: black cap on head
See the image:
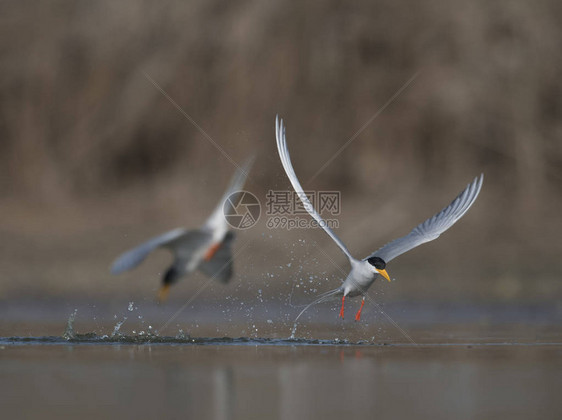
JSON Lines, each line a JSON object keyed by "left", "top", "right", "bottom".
{"left": 367, "top": 256, "right": 386, "bottom": 270}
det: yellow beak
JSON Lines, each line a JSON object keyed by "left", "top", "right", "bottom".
{"left": 158, "top": 284, "right": 171, "bottom": 302}
{"left": 377, "top": 268, "right": 391, "bottom": 282}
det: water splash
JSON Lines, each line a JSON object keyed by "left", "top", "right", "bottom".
{"left": 290, "top": 322, "right": 298, "bottom": 339}
{"left": 111, "top": 317, "right": 127, "bottom": 337}
{"left": 175, "top": 329, "right": 189, "bottom": 340}
{"left": 62, "top": 309, "right": 78, "bottom": 340}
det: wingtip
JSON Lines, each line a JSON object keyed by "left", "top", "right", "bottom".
{"left": 468, "top": 173, "right": 484, "bottom": 194}
{"left": 242, "top": 153, "right": 256, "bottom": 171}
{"left": 110, "top": 257, "right": 129, "bottom": 275}
{"left": 275, "top": 115, "right": 286, "bottom": 147}
{"left": 110, "top": 264, "right": 122, "bottom": 276}
{"left": 276, "top": 114, "right": 284, "bottom": 129}
{"left": 476, "top": 173, "right": 484, "bottom": 192}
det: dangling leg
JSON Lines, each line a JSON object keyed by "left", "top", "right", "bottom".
{"left": 339, "top": 296, "right": 345, "bottom": 319}
{"left": 355, "top": 297, "right": 365, "bottom": 321}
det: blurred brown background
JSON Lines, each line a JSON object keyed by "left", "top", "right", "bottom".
{"left": 1, "top": 0, "right": 561, "bottom": 304}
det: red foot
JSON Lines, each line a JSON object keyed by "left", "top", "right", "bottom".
{"left": 339, "top": 296, "right": 345, "bottom": 319}
{"left": 355, "top": 298, "right": 365, "bottom": 321}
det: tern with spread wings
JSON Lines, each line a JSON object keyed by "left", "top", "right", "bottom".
{"left": 111, "top": 157, "right": 254, "bottom": 301}
{"left": 275, "top": 116, "right": 483, "bottom": 322}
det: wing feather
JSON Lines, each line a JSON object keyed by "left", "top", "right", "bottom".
{"left": 275, "top": 116, "right": 354, "bottom": 261}
{"left": 204, "top": 155, "right": 255, "bottom": 230}
{"left": 111, "top": 228, "right": 188, "bottom": 274}
{"left": 364, "top": 174, "right": 483, "bottom": 263}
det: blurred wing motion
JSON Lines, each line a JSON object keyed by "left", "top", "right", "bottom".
{"left": 204, "top": 155, "right": 255, "bottom": 231}
{"left": 111, "top": 156, "right": 253, "bottom": 280}
{"left": 111, "top": 229, "right": 210, "bottom": 274}
{"left": 364, "top": 174, "right": 484, "bottom": 263}
{"left": 198, "top": 231, "right": 236, "bottom": 283}
{"left": 275, "top": 116, "right": 353, "bottom": 261}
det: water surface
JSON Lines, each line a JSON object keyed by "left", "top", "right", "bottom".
{"left": 2, "top": 338, "right": 562, "bottom": 420}
{"left": 2, "top": 299, "right": 562, "bottom": 419}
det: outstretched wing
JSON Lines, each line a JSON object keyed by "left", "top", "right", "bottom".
{"left": 204, "top": 155, "right": 255, "bottom": 231}
{"left": 276, "top": 116, "right": 354, "bottom": 262}
{"left": 364, "top": 174, "right": 483, "bottom": 263}
{"left": 198, "top": 231, "right": 236, "bottom": 283}
{"left": 111, "top": 228, "right": 209, "bottom": 274}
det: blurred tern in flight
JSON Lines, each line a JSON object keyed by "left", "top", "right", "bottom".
{"left": 275, "top": 116, "right": 483, "bottom": 322}
{"left": 111, "top": 157, "right": 254, "bottom": 301}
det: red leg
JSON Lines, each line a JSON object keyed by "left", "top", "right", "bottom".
{"left": 339, "top": 296, "right": 345, "bottom": 319}
{"left": 355, "top": 297, "right": 365, "bottom": 321}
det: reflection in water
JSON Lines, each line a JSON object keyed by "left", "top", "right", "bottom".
{"left": 279, "top": 358, "right": 378, "bottom": 419}
{"left": 214, "top": 367, "right": 235, "bottom": 420}
{"left": 1, "top": 343, "right": 562, "bottom": 419}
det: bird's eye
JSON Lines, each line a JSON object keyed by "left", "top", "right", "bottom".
{"left": 368, "top": 256, "right": 386, "bottom": 270}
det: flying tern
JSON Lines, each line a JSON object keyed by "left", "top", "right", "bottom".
{"left": 111, "top": 157, "right": 254, "bottom": 301}
{"left": 275, "top": 116, "right": 483, "bottom": 322}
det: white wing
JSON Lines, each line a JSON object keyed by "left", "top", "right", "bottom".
{"left": 204, "top": 155, "right": 255, "bottom": 231}
{"left": 364, "top": 174, "right": 483, "bottom": 263}
{"left": 111, "top": 228, "right": 213, "bottom": 275}
{"left": 110, "top": 228, "right": 188, "bottom": 274}
{"left": 276, "top": 116, "right": 354, "bottom": 261}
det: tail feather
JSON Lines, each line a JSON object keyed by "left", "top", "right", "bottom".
{"left": 293, "top": 287, "right": 343, "bottom": 324}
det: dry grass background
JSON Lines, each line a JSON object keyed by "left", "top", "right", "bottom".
{"left": 1, "top": 0, "right": 561, "bottom": 303}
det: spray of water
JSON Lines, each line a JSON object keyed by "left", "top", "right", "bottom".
{"left": 62, "top": 309, "right": 78, "bottom": 340}
{"left": 111, "top": 317, "right": 127, "bottom": 337}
